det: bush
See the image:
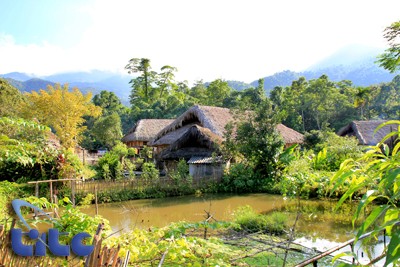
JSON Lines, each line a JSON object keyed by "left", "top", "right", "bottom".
{"left": 169, "top": 159, "right": 193, "bottom": 194}
{"left": 96, "top": 142, "right": 137, "bottom": 180}
{"left": 141, "top": 162, "right": 159, "bottom": 181}
{"left": 232, "top": 205, "right": 288, "bottom": 234}
{"left": 232, "top": 205, "right": 267, "bottom": 233}
{"left": 264, "top": 212, "right": 288, "bottom": 234}
{"left": 55, "top": 197, "right": 111, "bottom": 239}
{"left": 219, "top": 163, "right": 258, "bottom": 193}
{"left": 0, "top": 181, "right": 22, "bottom": 221}
{"left": 305, "top": 130, "right": 362, "bottom": 171}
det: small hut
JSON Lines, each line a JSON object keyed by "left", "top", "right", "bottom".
{"left": 337, "top": 120, "right": 398, "bottom": 146}
{"left": 122, "top": 119, "right": 174, "bottom": 152}
{"left": 276, "top": 124, "right": 305, "bottom": 148}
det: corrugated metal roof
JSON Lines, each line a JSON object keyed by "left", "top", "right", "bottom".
{"left": 187, "top": 156, "right": 223, "bottom": 164}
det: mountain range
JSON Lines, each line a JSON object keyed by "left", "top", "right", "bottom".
{"left": 1, "top": 45, "right": 398, "bottom": 104}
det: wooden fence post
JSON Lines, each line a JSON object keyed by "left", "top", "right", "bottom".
{"left": 95, "top": 185, "right": 98, "bottom": 216}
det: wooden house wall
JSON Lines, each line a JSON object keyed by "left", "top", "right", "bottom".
{"left": 189, "top": 164, "right": 223, "bottom": 181}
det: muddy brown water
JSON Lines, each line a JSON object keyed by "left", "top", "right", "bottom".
{"left": 80, "top": 193, "right": 355, "bottom": 243}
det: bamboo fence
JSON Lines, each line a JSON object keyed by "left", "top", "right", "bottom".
{"left": 75, "top": 176, "right": 221, "bottom": 194}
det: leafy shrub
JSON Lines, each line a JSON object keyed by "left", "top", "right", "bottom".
{"left": 219, "top": 163, "right": 258, "bottom": 193}
{"left": 233, "top": 205, "right": 267, "bottom": 233}
{"left": 306, "top": 130, "right": 362, "bottom": 171}
{"left": 0, "top": 181, "right": 22, "bottom": 221}
{"left": 264, "top": 212, "right": 288, "bottom": 234}
{"left": 96, "top": 142, "right": 137, "bottom": 180}
{"left": 169, "top": 159, "right": 193, "bottom": 194}
{"left": 232, "top": 206, "right": 288, "bottom": 234}
{"left": 141, "top": 162, "right": 159, "bottom": 181}
{"left": 55, "top": 197, "right": 111, "bottom": 239}
{"left": 58, "top": 148, "right": 83, "bottom": 179}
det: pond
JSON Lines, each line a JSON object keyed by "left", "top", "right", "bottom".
{"left": 80, "top": 193, "right": 355, "bottom": 242}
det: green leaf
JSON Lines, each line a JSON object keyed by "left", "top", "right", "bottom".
{"left": 356, "top": 205, "right": 389, "bottom": 242}
{"left": 374, "top": 120, "right": 399, "bottom": 134}
{"left": 384, "top": 228, "right": 400, "bottom": 267}
{"left": 353, "top": 190, "right": 376, "bottom": 227}
{"left": 330, "top": 169, "right": 354, "bottom": 197}
{"left": 336, "top": 181, "right": 367, "bottom": 210}
{"left": 392, "top": 141, "right": 400, "bottom": 156}
{"left": 379, "top": 168, "right": 400, "bottom": 191}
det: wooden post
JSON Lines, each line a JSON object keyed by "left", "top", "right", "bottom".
{"left": 34, "top": 183, "right": 39, "bottom": 217}
{"left": 50, "top": 181, "right": 53, "bottom": 204}
{"left": 71, "top": 180, "right": 76, "bottom": 207}
{"left": 35, "top": 183, "right": 39, "bottom": 198}
{"left": 95, "top": 185, "right": 99, "bottom": 216}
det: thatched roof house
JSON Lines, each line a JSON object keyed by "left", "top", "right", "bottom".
{"left": 337, "top": 120, "right": 398, "bottom": 146}
{"left": 276, "top": 124, "right": 305, "bottom": 147}
{"left": 122, "top": 119, "right": 174, "bottom": 148}
{"left": 150, "top": 105, "right": 304, "bottom": 157}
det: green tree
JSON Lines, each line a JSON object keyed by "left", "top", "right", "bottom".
{"left": 126, "top": 58, "right": 156, "bottom": 102}
{"left": 222, "top": 100, "right": 285, "bottom": 191}
{"left": 157, "top": 65, "right": 178, "bottom": 98}
{"left": 205, "top": 79, "right": 233, "bottom": 106}
{"left": 91, "top": 113, "right": 123, "bottom": 149}
{"left": 377, "top": 20, "right": 400, "bottom": 73}
{"left": 277, "top": 76, "right": 356, "bottom": 132}
{"left": 92, "top": 90, "right": 125, "bottom": 116}
{"left": 354, "top": 86, "right": 372, "bottom": 119}
{"left": 82, "top": 90, "right": 131, "bottom": 150}
{"left": 0, "top": 79, "right": 24, "bottom": 117}
{"left": 370, "top": 76, "right": 400, "bottom": 119}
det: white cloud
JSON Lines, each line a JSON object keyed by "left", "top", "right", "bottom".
{"left": 1, "top": 0, "right": 399, "bottom": 82}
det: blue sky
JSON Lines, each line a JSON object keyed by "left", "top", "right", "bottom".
{"left": 0, "top": 1, "right": 90, "bottom": 46}
{"left": 1, "top": 0, "right": 399, "bottom": 83}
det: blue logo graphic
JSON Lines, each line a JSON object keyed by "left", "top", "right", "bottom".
{"left": 11, "top": 199, "right": 94, "bottom": 257}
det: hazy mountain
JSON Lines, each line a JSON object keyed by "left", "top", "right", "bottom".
{"left": 4, "top": 77, "right": 55, "bottom": 92}
{"left": 1, "top": 72, "right": 35, "bottom": 82}
{"left": 226, "top": 80, "right": 252, "bottom": 91}
{"left": 204, "top": 80, "right": 252, "bottom": 91}
{"left": 250, "top": 45, "right": 397, "bottom": 94}
{"left": 1, "top": 71, "right": 132, "bottom": 105}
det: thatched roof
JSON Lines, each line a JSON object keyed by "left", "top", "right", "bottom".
{"left": 150, "top": 105, "right": 304, "bottom": 146}
{"left": 122, "top": 119, "right": 174, "bottom": 143}
{"left": 276, "top": 124, "right": 304, "bottom": 144}
{"left": 149, "top": 105, "right": 233, "bottom": 146}
{"left": 159, "top": 125, "right": 222, "bottom": 160}
{"left": 337, "top": 120, "right": 398, "bottom": 145}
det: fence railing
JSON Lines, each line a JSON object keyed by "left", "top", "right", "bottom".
{"left": 75, "top": 176, "right": 220, "bottom": 194}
